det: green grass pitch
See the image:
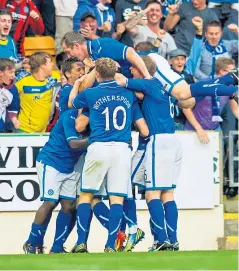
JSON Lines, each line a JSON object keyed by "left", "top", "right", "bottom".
{"left": 0, "top": 250, "right": 237, "bottom": 270}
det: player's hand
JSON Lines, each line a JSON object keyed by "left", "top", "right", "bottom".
{"left": 117, "top": 22, "right": 126, "bottom": 35}
{"left": 227, "top": 24, "right": 239, "bottom": 34}
{"left": 102, "top": 21, "right": 112, "bottom": 32}
{"left": 192, "top": 16, "right": 203, "bottom": 33}
{"left": 75, "top": 74, "right": 87, "bottom": 87}
{"left": 115, "top": 73, "right": 127, "bottom": 87}
{"left": 11, "top": 117, "right": 21, "bottom": 129}
{"left": 167, "top": 5, "right": 179, "bottom": 15}
{"left": 83, "top": 58, "right": 95, "bottom": 68}
{"left": 134, "top": 91, "right": 144, "bottom": 100}
{"left": 196, "top": 128, "right": 210, "bottom": 144}
{"left": 30, "top": 10, "right": 40, "bottom": 20}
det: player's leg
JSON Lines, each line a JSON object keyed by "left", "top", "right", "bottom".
{"left": 105, "top": 143, "right": 132, "bottom": 252}
{"left": 146, "top": 135, "right": 181, "bottom": 251}
{"left": 161, "top": 142, "right": 182, "bottom": 251}
{"left": 161, "top": 190, "right": 179, "bottom": 251}
{"left": 92, "top": 178, "right": 110, "bottom": 230}
{"left": 124, "top": 150, "right": 146, "bottom": 252}
{"left": 72, "top": 143, "right": 110, "bottom": 253}
{"left": 150, "top": 53, "right": 238, "bottom": 100}
{"left": 24, "top": 162, "right": 59, "bottom": 254}
{"left": 50, "top": 171, "right": 78, "bottom": 253}
{"left": 50, "top": 198, "right": 76, "bottom": 253}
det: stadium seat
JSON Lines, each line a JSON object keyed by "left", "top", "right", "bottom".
{"left": 23, "top": 36, "right": 56, "bottom": 67}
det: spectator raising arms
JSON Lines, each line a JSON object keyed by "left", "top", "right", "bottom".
{"left": 0, "top": 0, "right": 44, "bottom": 54}
{"left": 0, "top": 9, "right": 17, "bottom": 61}
{"left": 115, "top": 0, "right": 147, "bottom": 46}
{"left": 164, "top": 0, "right": 218, "bottom": 54}
{"left": 126, "top": 0, "right": 177, "bottom": 59}
{"left": 190, "top": 17, "right": 238, "bottom": 81}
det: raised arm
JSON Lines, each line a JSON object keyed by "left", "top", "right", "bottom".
{"left": 164, "top": 5, "right": 180, "bottom": 31}
{"left": 126, "top": 47, "right": 151, "bottom": 79}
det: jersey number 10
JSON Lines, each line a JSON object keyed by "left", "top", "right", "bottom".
{"left": 102, "top": 106, "right": 127, "bottom": 131}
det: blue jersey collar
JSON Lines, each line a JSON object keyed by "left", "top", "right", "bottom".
{"left": 98, "top": 80, "right": 118, "bottom": 87}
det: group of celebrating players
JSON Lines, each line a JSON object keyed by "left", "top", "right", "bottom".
{"left": 23, "top": 31, "right": 238, "bottom": 254}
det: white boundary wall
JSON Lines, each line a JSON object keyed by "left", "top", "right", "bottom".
{"left": 0, "top": 132, "right": 224, "bottom": 254}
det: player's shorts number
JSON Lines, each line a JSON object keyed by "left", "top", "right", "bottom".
{"left": 102, "top": 106, "right": 126, "bottom": 131}
{"left": 169, "top": 97, "right": 174, "bottom": 118}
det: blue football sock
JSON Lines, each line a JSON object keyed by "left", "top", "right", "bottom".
{"left": 164, "top": 201, "right": 178, "bottom": 243}
{"left": 120, "top": 216, "right": 126, "bottom": 233}
{"left": 123, "top": 199, "right": 137, "bottom": 234}
{"left": 149, "top": 219, "right": 158, "bottom": 242}
{"left": 51, "top": 210, "right": 72, "bottom": 253}
{"left": 105, "top": 204, "right": 123, "bottom": 249}
{"left": 27, "top": 223, "right": 45, "bottom": 247}
{"left": 147, "top": 199, "right": 167, "bottom": 243}
{"left": 76, "top": 203, "right": 92, "bottom": 245}
{"left": 93, "top": 201, "right": 109, "bottom": 230}
{"left": 190, "top": 82, "right": 238, "bottom": 97}
{"left": 86, "top": 209, "right": 93, "bottom": 241}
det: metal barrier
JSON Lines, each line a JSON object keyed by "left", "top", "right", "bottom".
{"left": 228, "top": 130, "right": 239, "bottom": 188}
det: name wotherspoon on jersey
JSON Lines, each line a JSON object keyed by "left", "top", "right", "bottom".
{"left": 93, "top": 95, "right": 131, "bottom": 110}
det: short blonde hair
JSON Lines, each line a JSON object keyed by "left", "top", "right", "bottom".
{"left": 30, "top": 52, "right": 52, "bottom": 73}
{"left": 95, "top": 58, "right": 116, "bottom": 80}
{"left": 215, "top": 57, "right": 235, "bottom": 74}
{"left": 140, "top": 55, "right": 156, "bottom": 76}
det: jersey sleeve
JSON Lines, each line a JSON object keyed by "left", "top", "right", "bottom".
{"left": 98, "top": 38, "right": 128, "bottom": 61}
{"left": 72, "top": 91, "right": 89, "bottom": 109}
{"left": 132, "top": 102, "right": 143, "bottom": 122}
{"left": 7, "top": 85, "right": 20, "bottom": 113}
{"left": 126, "top": 78, "right": 162, "bottom": 96}
{"left": 62, "top": 112, "right": 82, "bottom": 143}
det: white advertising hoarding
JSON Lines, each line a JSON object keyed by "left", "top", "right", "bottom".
{"left": 0, "top": 132, "right": 221, "bottom": 211}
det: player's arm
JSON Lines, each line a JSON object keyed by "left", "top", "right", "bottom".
{"left": 68, "top": 69, "right": 95, "bottom": 108}
{"left": 63, "top": 112, "right": 89, "bottom": 149}
{"left": 182, "top": 107, "right": 210, "bottom": 144}
{"left": 177, "top": 98, "right": 196, "bottom": 109}
{"left": 126, "top": 47, "right": 151, "bottom": 79}
{"left": 71, "top": 91, "right": 88, "bottom": 109}
{"left": 132, "top": 102, "right": 149, "bottom": 137}
{"left": 229, "top": 99, "right": 239, "bottom": 119}
{"left": 75, "top": 110, "right": 90, "bottom": 133}
{"left": 116, "top": 73, "right": 156, "bottom": 94}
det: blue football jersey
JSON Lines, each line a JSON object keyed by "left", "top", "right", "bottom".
{"left": 72, "top": 80, "right": 140, "bottom": 144}
{"left": 59, "top": 83, "right": 73, "bottom": 115}
{"left": 87, "top": 38, "right": 132, "bottom": 77}
{"left": 126, "top": 78, "right": 175, "bottom": 135}
{"left": 37, "top": 110, "right": 88, "bottom": 173}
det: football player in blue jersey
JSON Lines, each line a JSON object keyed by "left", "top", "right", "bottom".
{"left": 116, "top": 55, "right": 196, "bottom": 252}
{"left": 23, "top": 108, "right": 89, "bottom": 254}
{"left": 145, "top": 53, "right": 238, "bottom": 101}
{"left": 69, "top": 57, "right": 149, "bottom": 253}
{"left": 61, "top": 31, "right": 151, "bottom": 79}
{"left": 59, "top": 57, "right": 85, "bottom": 115}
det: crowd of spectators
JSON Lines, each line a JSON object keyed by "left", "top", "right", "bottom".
{"left": 0, "top": 0, "right": 238, "bottom": 195}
